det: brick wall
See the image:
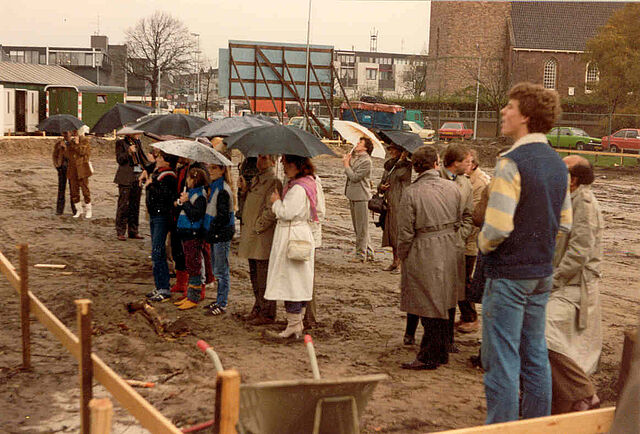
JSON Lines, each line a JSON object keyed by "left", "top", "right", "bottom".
{"left": 428, "top": 1, "right": 511, "bottom": 93}
{"left": 511, "top": 51, "right": 590, "bottom": 97}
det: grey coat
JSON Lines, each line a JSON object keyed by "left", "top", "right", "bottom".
{"left": 344, "top": 152, "right": 372, "bottom": 201}
{"left": 398, "top": 170, "right": 465, "bottom": 319}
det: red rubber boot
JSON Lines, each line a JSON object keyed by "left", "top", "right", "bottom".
{"left": 171, "top": 270, "right": 189, "bottom": 296}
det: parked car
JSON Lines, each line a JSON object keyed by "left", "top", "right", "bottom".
{"left": 438, "top": 122, "right": 473, "bottom": 140}
{"left": 602, "top": 128, "right": 640, "bottom": 153}
{"left": 546, "top": 127, "right": 602, "bottom": 151}
{"left": 403, "top": 121, "right": 435, "bottom": 140}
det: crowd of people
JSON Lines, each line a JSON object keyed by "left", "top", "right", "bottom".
{"left": 50, "top": 81, "right": 605, "bottom": 424}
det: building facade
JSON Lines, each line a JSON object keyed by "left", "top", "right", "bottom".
{"left": 334, "top": 50, "right": 429, "bottom": 99}
{"left": 428, "top": 1, "right": 626, "bottom": 97}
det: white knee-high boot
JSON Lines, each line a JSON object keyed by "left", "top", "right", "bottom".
{"left": 84, "top": 202, "right": 92, "bottom": 219}
{"left": 73, "top": 202, "right": 83, "bottom": 218}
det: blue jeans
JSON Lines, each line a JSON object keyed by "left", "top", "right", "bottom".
{"left": 481, "top": 276, "right": 552, "bottom": 424}
{"left": 211, "top": 241, "right": 231, "bottom": 308}
{"left": 150, "top": 215, "right": 171, "bottom": 295}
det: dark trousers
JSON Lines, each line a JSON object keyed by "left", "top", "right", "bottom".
{"left": 417, "top": 316, "right": 449, "bottom": 365}
{"left": 447, "top": 307, "right": 456, "bottom": 344}
{"left": 458, "top": 255, "right": 478, "bottom": 323}
{"left": 171, "top": 228, "right": 186, "bottom": 271}
{"left": 150, "top": 215, "right": 171, "bottom": 291}
{"left": 248, "top": 259, "right": 276, "bottom": 319}
{"left": 56, "top": 165, "right": 76, "bottom": 215}
{"left": 116, "top": 184, "right": 142, "bottom": 236}
{"left": 406, "top": 313, "right": 419, "bottom": 337}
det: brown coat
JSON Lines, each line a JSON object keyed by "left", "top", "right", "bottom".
{"left": 52, "top": 139, "right": 69, "bottom": 168}
{"left": 66, "top": 136, "right": 93, "bottom": 179}
{"left": 379, "top": 158, "right": 412, "bottom": 248}
{"left": 465, "top": 167, "right": 490, "bottom": 255}
{"left": 398, "top": 170, "right": 464, "bottom": 319}
{"left": 237, "top": 167, "right": 283, "bottom": 260}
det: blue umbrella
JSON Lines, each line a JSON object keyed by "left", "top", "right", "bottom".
{"left": 224, "top": 124, "right": 337, "bottom": 158}
{"left": 190, "top": 114, "right": 277, "bottom": 138}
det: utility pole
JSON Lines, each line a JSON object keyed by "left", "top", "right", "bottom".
{"left": 191, "top": 33, "right": 200, "bottom": 115}
{"left": 473, "top": 44, "right": 481, "bottom": 140}
{"left": 303, "top": 0, "right": 312, "bottom": 131}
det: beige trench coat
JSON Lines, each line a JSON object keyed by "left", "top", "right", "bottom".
{"left": 397, "top": 170, "right": 464, "bottom": 319}
{"left": 546, "top": 184, "right": 603, "bottom": 375}
{"left": 465, "top": 167, "right": 490, "bottom": 255}
{"left": 237, "top": 167, "right": 283, "bottom": 260}
{"left": 379, "top": 158, "right": 412, "bottom": 248}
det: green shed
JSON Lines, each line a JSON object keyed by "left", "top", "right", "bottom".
{"left": 46, "top": 85, "right": 125, "bottom": 128}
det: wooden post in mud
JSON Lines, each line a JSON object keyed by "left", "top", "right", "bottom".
{"left": 89, "top": 398, "right": 113, "bottom": 434}
{"left": 76, "top": 299, "right": 93, "bottom": 434}
{"left": 617, "top": 327, "right": 638, "bottom": 393}
{"left": 214, "top": 369, "right": 240, "bottom": 434}
{"left": 19, "top": 244, "right": 31, "bottom": 370}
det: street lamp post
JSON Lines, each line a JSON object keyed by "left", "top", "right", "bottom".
{"left": 303, "top": 0, "right": 312, "bottom": 131}
{"left": 191, "top": 33, "right": 200, "bottom": 115}
{"left": 473, "top": 44, "right": 481, "bottom": 140}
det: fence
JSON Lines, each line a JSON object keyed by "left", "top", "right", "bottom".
{"left": 0, "top": 244, "right": 240, "bottom": 434}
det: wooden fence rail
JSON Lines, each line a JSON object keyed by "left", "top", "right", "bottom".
{"left": 0, "top": 246, "right": 182, "bottom": 434}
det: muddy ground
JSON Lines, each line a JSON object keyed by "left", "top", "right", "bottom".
{"left": 0, "top": 137, "right": 638, "bottom": 433}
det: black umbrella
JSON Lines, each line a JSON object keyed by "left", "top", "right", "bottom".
{"left": 125, "top": 113, "right": 209, "bottom": 137}
{"left": 37, "top": 114, "right": 85, "bottom": 134}
{"left": 190, "top": 114, "right": 277, "bottom": 138}
{"left": 90, "top": 103, "right": 153, "bottom": 134}
{"left": 378, "top": 130, "right": 424, "bottom": 153}
{"left": 224, "top": 124, "right": 337, "bottom": 158}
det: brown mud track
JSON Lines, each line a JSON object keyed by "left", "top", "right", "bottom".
{"left": 0, "top": 138, "right": 638, "bottom": 433}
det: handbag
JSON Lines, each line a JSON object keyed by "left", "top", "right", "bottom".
{"left": 286, "top": 224, "right": 312, "bottom": 261}
{"left": 368, "top": 193, "right": 387, "bottom": 214}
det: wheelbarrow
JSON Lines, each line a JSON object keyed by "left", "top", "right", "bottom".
{"left": 196, "top": 336, "right": 387, "bottom": 434}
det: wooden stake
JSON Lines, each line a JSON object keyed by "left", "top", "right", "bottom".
{"left": 19, "top": 244, "right": 30, "bottom": 370}
{"left": 89, "top": 398, "right": 113, "bottom": 434}
{"left": 214, "top": 369, "right": 240, "bottom": 434}
{"left": 76, "top": 299, "right": 93, "bottom": 434}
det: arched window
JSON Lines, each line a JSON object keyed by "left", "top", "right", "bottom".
{"left": 543, "top": 58, "right": 557, "bottom": 89}
{"left": 585, "top": 62, "right": 599, "bottom": 93}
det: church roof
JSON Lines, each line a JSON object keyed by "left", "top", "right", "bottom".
{"left": 510, "top": 1, "right": 627, "bottom": 52}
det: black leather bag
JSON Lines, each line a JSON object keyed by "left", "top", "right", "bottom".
{"left": 368, "top": 193, "right": 387, "bottom": 214}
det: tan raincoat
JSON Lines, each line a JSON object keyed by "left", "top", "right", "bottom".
{"left": 397, "top": 169, "right": 464, "bottom": 319}
{"left": 546, "top": 184, "right": 603, "bottom": 375}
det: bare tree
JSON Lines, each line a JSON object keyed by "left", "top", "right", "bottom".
{"left": 463, "top": 58, "right": 510, "bottom": 136}
{"left": 122, "top": 11, "right": 196, "bottom": 106}
{"left": 402, "top": 56, "right": 429, "bottom": 98}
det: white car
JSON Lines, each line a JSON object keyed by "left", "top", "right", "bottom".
{"left": 403, "top": 121, "right": 435, "bottom": 140}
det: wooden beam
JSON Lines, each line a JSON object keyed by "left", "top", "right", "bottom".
{"left": 0, "top": 249, "right": 20, "bottom": 291}
{"left": 229, "top": 52, "right": 254, "bottom": 112}
{"left": 332, "top": 64, "right": 359, "bottom": 126}
{"left": 76, "top": 299, "right": 93, "bottom": 434}
{"left": 89, "top": 398, "right": 113, "bottom": 434}
{"left": 214, "top": 370, "right": 241, "bottom": 434}
{"left": 437, "top": 407, "right": 615, "bottom": 434}
{"left": 255, "top": 53, "right": 283, "bottom": 123}
{"left": 19, "top": 244, "right": 30, "bottom": 370}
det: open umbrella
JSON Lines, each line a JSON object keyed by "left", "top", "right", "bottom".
{"left": 377, "top": 130, "right": 424, "bottom": 153}
{"left": 151, "top": 139, "right": 233, "bottom": 166}
{"left": 332, "top": 120, "right": 386, "bottom": 159}
{"left": 37, "top": 114, "right": 85, "bottom": 135}
{"left": 224, "top": 124, "right": 337, "bottom": 158}
{"left": 91, "top": 103, "right": 153, "bottom": 134}
{"left": 124, "top": 113, "right": 209, "bottom": 137}
{"left": 190, "top": 114, "right": 277, "bottom": 138}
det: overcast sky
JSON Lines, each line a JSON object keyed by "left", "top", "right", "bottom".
{"left": 1, "top": 0, "right": 431, "bottom": 64}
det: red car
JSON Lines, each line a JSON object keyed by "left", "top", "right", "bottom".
{"left": 438, "top": 122, "right": 473, "bottom": 141}
{"left": 601, "top": 128, "right": 640, "bottom": 153}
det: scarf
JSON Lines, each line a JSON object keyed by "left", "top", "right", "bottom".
{"left": 282, "top": 175, "right": 318, "bottom": 222}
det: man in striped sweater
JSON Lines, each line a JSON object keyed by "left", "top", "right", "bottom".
{"left": 478, "top": 82, "right": 572, "bottom": 424}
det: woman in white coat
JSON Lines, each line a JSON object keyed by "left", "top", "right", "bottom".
{"left": 264, "top": 154, "right": 318, "bottom": 341}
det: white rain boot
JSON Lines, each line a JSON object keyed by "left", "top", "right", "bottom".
{"left": 263, "top": 313, "right": 303, "bottom": 341}
{"left": 84, "top": 203, "right": 92, "bottom": 219}
{"left": 73, "top": 202, "right": 83, "bottom": 218}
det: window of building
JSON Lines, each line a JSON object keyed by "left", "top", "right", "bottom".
{"left": 31, "top": 93, "right": 35, "bottom": 113}
{"left": 96, "top": 94, "right": 107, "bottom": 104}
{"left": 340, "top": 68, "right": 354, "bottom": 79}
{"left": 585, "top": 62, "right": 599, "bottom": 93}
{"left": 359, "top": 56, "right": 369, "bottom": 63}
{"left": 380, "top": 70, "right": 393, "bottom": 81}
{"left": 543, "top": 58, "right": 557, "bottom": 89}
{"left": 39, "top": 54, "right": 46, "bottom": 64}
{"left": 48, "top": 52, "right": 57, "bottom": 64}
{"left": 366, "top": 68, "right": 377, "bottom": 80}
{"left": 9, "top": 50, "right": 25, "bottom": 62}
{"left": 85, "top": 53, "right": 94, "bottom": 66}
{"left": 338, "top": 54, "right": 355, "bottom": 65}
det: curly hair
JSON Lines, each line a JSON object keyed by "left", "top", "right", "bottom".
{"left": 508, "top": 82, "right": 561, "bottom": 134}
{"left": 282, "top": 154, "right": 315, "bottom": 179}
{"left": 187, "top": 167, "right": 210, "bottom": 188}
{"left": 360, "top": 137, "right": 374, "bottom": 155}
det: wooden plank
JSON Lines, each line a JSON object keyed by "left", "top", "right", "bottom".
{"left": 214, "top": 370, "right": 241, "bottom": 434}
{"left": 19, "top": 244, "right": 31, "bottom": 369}
{"left": 89, "top": 398, "right": 113, "bottom": 434}
{"left": 437, "top": 407, "right": 615, "bottom": 434}
{"left": 91, "top": 355, "right": 182, "bottom": 433}
{"left": 76, "top": 299, "right": 93, "bottom": 434}
{"left": 0, "top": 249, "right": 20, "bottom": 291}
{"left": 34, "top": 264, "right": 67, "bottom": 269}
